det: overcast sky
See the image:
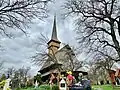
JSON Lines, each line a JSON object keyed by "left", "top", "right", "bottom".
{"left": 0, "top": 0, "right": 86, "bottom": 76}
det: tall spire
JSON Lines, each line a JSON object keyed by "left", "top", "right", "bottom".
{"left": 47, "top": 15, "right": 61, "bottom": 55}
{"left": 51, "top": 15, "right": 59, "bottom": 41}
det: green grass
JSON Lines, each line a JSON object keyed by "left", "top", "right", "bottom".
{"left": 16, "top": 84, "right": 120, "bottom": 90}
{"left": 18, "top": 85, "right": 51, "bottom": 90}
{"left": 92, "top": 85, "right": 120, "bottom": 90}
{"left": 19, "top": 84, "right": 57, "bottom": 90}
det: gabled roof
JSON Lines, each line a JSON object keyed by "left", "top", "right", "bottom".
{"left": 39, "top": 45, "right": 78, "bottom": 72}
{"left": 40, "top": 57, "right": 54, "bottom": 71}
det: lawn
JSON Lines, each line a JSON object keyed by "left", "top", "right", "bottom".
{"left": 16, "top": 85, "right": 120, "bottom": 90}
{"left": 92, "top": 85, "right": 120, "bottom": 90}
{"left": 19, "top": 84, "right": 57, "bottom": 90}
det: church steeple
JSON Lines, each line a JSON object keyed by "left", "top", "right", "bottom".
{"left": 51, "top": 15, "right": 59, "bottom": 41}
{"left": 47, "top": 15, "right": 61, "bottom": 55}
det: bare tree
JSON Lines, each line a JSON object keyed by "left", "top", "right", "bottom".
{"left": 31, "top": 33, "right": 83, "bottom": 71}
{"left": 87, "top": 47, "right": 115, "bottom": 84}
{"left": 0, "top": 0, "right": 51, "bottom": 37}
{"left": 88, "top": 57, "right": 114, "bottom": 84}
{"left": 31, "top": 33, "right": 51, "bottom": 65}
{"left": 94, "top": 58, "right": 114, "bottom": 72}
{"left": 0, "top": 61, "right": 3, "bottom": 71}
{"left": 31, "top": 33, "right": 63, "bottom": 70}
{"left": 0, "top": 61, "right": 4, "bottom": 75}
{"left": 64, "top": 0, "right": 120, "bottom": 61}
{"left": 60, "top": 45, "right": 85, "bottom": 71}
{"left": 6, "top": 67, "right": 16, "bottom": 77}
{"left": 6, "top": 66, "right": 31, "bottom": 89}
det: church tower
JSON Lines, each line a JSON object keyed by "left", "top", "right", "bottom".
{"left": 47, "top": 16, "right": 61, "bottom": 55}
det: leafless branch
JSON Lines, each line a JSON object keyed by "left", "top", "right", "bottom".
{"left": 64, "top": 0, "right": 120, "bottom": 60}
{"left": 0, "top": 0, "right": 51, "bottom": 37}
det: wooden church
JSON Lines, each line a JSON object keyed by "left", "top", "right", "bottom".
{"left": 38, "top": 16, "right": 87, "bottom": 82}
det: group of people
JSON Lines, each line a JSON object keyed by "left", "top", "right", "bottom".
{"left": 49, "top": 71, "right": 92, "bottom": 90}
{"left": 49, "top": 71, "right": 83, "bottom": 86}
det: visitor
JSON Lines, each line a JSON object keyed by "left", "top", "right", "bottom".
{"left": 49, "top": 73, "right": 57, "bottom": 85}
{"left": 66, "top": 71, "right": 74, "bottom": 86}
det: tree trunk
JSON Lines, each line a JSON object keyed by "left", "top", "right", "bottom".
{"left": 110, "top": 19, "right": 120, "bottom": 58}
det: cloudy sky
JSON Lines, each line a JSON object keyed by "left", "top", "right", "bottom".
{"left": 0, "top": 0, "right": 85, "bottom": 76}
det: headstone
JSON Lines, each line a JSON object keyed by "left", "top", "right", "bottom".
{"left": 59, "top": 78, "right": 67, "bottom": 90}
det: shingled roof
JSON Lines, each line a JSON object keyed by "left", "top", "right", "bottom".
{"left": 39, "top": 45, "right": 79, "bottom": 72}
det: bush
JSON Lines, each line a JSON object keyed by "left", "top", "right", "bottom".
{"left": 39, "top": 84, "right": 59, "bottom": 90}
{"left": 15, "top": 87, "right": 21, "bottom": 90}
{"left": 52, "top": 85, "right": 59, "bottom": 90}
{"left": 0, "top": 80, "right": 5, "bottom": 88}
{"left": 34, "top": 74, "right": 42, "bottom": 85}
{"left": 0, "top": 74, "right": 6, "bottom": 82}
{"left": 39, "top": 85, "right": 51, "bottom": 90}
{"left": 19, "top": 84, "right": 59, "bottom": 90}
{"left": 27, "top": 81, "right": 33, "bottom": 87}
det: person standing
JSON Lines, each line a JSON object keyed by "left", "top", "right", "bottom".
{"left": 66, "top": 71, "right": 73, "bottom": 86}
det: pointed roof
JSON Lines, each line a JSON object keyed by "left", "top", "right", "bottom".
{"left": 47, "top": 15, "right": 60, "bottom": 44}
{"left": 51, "top": 15, "right": 59, "bottom": 42}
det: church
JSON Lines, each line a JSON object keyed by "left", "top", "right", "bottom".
{"left": 38, "top": 16, "right": 88, "bottom": 82}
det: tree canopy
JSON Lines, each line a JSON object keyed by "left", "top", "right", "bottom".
{"left": 64, "top": 0, "right": 120, "bottom": 61}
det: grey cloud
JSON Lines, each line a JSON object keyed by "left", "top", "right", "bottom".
{"left": 0, "top": 0, "right": 80, "bottom": 76}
